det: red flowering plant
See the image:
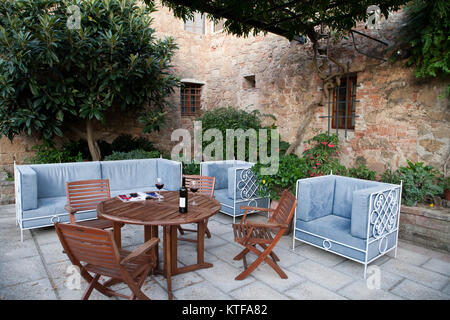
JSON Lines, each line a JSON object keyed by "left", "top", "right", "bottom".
{"left": 302, "top": 132, "right": 347, "bottom": 177}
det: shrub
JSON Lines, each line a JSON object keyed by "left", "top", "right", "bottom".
{"left": 347, "top": 159, "right": 377, "bottom": 181}
{"left": 302, "top": 132, "right": 347, "bottom": 177}
{"left": 381, "top": 160, "right": 444, "bottom": 206}
{"left": 110, "top": 134, "right": 157, "bottom": 153}
{"left": 103, "top": 149, "right": 161, "bottom": 161}
{"left": 197, "top": 106, "right": 286, "bottom": 161}
{"left": 183, "top": 162, "right": 200, "bottom": 175}
{"left": 252, "top": 154, "right": 309, "bottom": 200}
{"left": 25, "top": 141, "right": 83, "bottom": 164}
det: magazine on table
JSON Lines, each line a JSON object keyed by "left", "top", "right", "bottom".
{"left": 117, "top": 192, "right": 163, "bottom": 202}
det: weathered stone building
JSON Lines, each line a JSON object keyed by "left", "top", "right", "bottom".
{"left": 0, "top": 2, "right": 449, "bottom": 176}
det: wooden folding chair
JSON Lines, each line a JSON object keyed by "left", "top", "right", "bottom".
{"left": 178, "top": 175, "right": 216, "bottom": 241}
{"left": 232, "top": 189, "right": 297, "bottom": 280}
{"left": 65, "top": 179, "right": 117, "bottom": 230}
{"left": 54, "top": 222, "right": 159, "bottom": 300}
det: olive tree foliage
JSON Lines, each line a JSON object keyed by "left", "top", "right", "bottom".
{"left": 0, "top": 0, "right": 179, "bottom": 160}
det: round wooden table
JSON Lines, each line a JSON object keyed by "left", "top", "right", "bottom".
{"left": 97, "top": 191, "right": 221, "bottom": 300}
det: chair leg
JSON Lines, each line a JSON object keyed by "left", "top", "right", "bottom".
{"left": 233, "top": 247, "right": 250, "bottom": 261}
{"left": 235, "top": 244, "right": 288, "bottom": 280}
{"left": 259, "top": 244, "right": 280, "bottom": 261}
{"left": 82, "top": 274, "right": 100, "bottom": 300}
{"left": 178, "top": 226, "right": 185, "bottom": 235}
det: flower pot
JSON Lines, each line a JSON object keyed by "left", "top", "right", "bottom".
{"left": 445, "top": 189, "right": 450, "bottom": 201}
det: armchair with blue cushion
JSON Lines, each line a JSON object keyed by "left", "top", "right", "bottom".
{"left": 200, "top": 160, "right": 269, "bottom": 223}
{"left": 293, "top": 174, "right": 402, "bottom": 277}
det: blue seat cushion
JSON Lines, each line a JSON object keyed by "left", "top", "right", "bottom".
{"left": 30, "top": 162, "right": 101, "bottom": 198}
{"left": 22, "top": 196, "right": 68, "bottom": 219}
{"left": 296, "top": 214, "right": 366, "bottom": 250}
{"left": 100, "top": 159, "right": 157, "bottom": 191}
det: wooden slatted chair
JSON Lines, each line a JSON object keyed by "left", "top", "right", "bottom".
{"left": 232, "top": 189, "right": 297, "bottom": 280}
{"left": 65, "top": 179, "right": 116, "bottom": 230}
{"left": 178, "top": 175, "right": 216, "bottom": 241}
{"left": 54, "top": 222, "right": 159, "bottom": 300}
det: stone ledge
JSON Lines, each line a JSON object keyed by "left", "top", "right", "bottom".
{"left": 400, "top": 205, "right": 450, "bottom": 253}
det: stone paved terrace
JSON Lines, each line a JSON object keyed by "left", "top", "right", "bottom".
{"left": 0, "top": 204, "right": 449, "bottom": 300}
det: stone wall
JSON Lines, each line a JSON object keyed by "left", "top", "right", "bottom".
{"left": 1, "top": 4, "right": 448, "bottom": 173}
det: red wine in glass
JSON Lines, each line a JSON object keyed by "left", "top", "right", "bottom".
{"left": 190, "top": 181, "right": 198, "bottom": 205}
{"left": 155, "top": 178, "right": 164, "bottom": 201}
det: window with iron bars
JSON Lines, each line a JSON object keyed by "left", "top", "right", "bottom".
{"left": 181, "top": 83, "right": 202, "bottom": 116}
{"left": 320, "top": 71, "right": 358, "bottom": 138}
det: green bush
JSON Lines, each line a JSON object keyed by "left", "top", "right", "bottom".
{"left": 110, "top": 134, "right": 157, "bottom": 153}
{"left": 198, "top": 106, "right": 286, "bottom": 161}
{"left": 25, "top": 141, "right": 83, "bottom": 164}
{"left": 302, "top": 132, "right": 347, "bottom": 177}
{"left": 252, "top": 154, "right": 309, "bottom": 200}
{"left": 103, "top": 149, "right": 161, "bottom": 161}
{"left": 381, "top": 160, "right": 444, "bottom": 206}
{"left": 347, "top": 158, "right": 377, "bottom": 181}
{"left": 183, "top": 162, "right": 200, "bottom": 175}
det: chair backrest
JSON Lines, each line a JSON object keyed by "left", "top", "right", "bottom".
{"left": 66, "top": 179, "right": 111, "bottom": 212}
{"left": 269, "top": 190, "right": 297, "bottom": 227}
{"left": 183, "top": 175, "right": 216, "bottom": 197}
{"left": 55, "top": 222, "right": 120, "bottom": 269}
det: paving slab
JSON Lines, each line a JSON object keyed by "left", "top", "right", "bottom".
{"left": 39, "top": 241, "right": 69, "bottom": 265}
{"left": 173, "top": 280, "right": 232, "bottom": 300}
{"left": 0, "top": 278, "right": 57, "bottom": 300}
{"left": 421, "top": 258, "right": 450, "bottom": 276}
{"left": 288, "top": 260, "right": 354, "bottom": 291}
{"left": 338, "top": 280, "right": 403, "bottom": 300}
{"left": 394, "top": 247, "right": 431, "bottom": 266}
{"left": 154, "top": 270, "right": 204, "bottom": 292}
{"left": 0, "top": 238, "right": 38, "bottom": 263}
{"left": 333, "top": 259, "right": 403, "bottom": 290}
{"left": 250, "top": 263, "right": 306, "bottom": 292}
{"left": 194, "top": 259, "right": 255, "bottom": 293}
{"left": 229, "top": 281, "right": 289, "bottom": 300}
{"left": 381, "top": 259, "right": 449, "bottom": 291}
{"left": 390, "top": 279, "right": 450, "bottom": 300}
{"left": 285, "top": 281, "right": 347, "bottom": 300}
{"left": 0, "top": 255, "right": 48, "bottom": 288}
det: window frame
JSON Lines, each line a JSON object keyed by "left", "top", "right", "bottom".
{"left": 180, "top": 83, "right": 202, "bottom": 116}
{"left": 331, "top": 74, "right": 357, "bottom": 130}
{"left": 184, "top": 12, "right": 205, "bottom": 34}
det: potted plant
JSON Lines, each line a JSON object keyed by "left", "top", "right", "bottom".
{"left": 252, "top": 154, "right": 308, "bottom": 235}
{"left": 439, "top": 176, "right": 450, "bottom": 201}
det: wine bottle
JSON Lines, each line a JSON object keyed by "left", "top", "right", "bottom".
{"left": 179, "top": 177, "right": 188, "bottom": 213}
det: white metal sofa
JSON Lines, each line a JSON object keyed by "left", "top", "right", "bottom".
{"left": 293, "top": 174, "right": 402, "bottom": 277}
{"left": 200, "top": 160, "right": 269, "bottom": 223}
{"left": 14, "top": 158, "right": 182, "bottom": 241}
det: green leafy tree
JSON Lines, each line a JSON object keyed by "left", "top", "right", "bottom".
{"left": 0, "top": 0, "right": 179, "bottom": 160}
{"left": 398, "top": 0, "right": 450, "bottom": 95}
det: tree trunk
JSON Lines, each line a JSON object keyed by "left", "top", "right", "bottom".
{"left": 86, "top": 119, "right": 101, "bottom": 161}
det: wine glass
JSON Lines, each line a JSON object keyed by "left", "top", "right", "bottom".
{"left": 155, "top": 177, "right": 164, "bottom": 201}
{"left": 190, "top": 180, "right": 199, "bottom": 206}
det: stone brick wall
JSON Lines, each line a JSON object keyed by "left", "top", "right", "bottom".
{"left": 400, "top": 206, "right": 450, "bottom": 253}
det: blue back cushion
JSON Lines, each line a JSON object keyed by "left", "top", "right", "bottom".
{"left": 332, "top": 176, "right": 381, "bottom": 218}
{"left": 100, "top": 159, "right": 158, "bottom": 191}
{"left": 201, "top": 161, "right": 237, "bottom": 190}
{"left": 31, "top": 162, "right": 101, "bottom": 198}
{"left": 297, "top": 176, "right": 336, "bottom": 222}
